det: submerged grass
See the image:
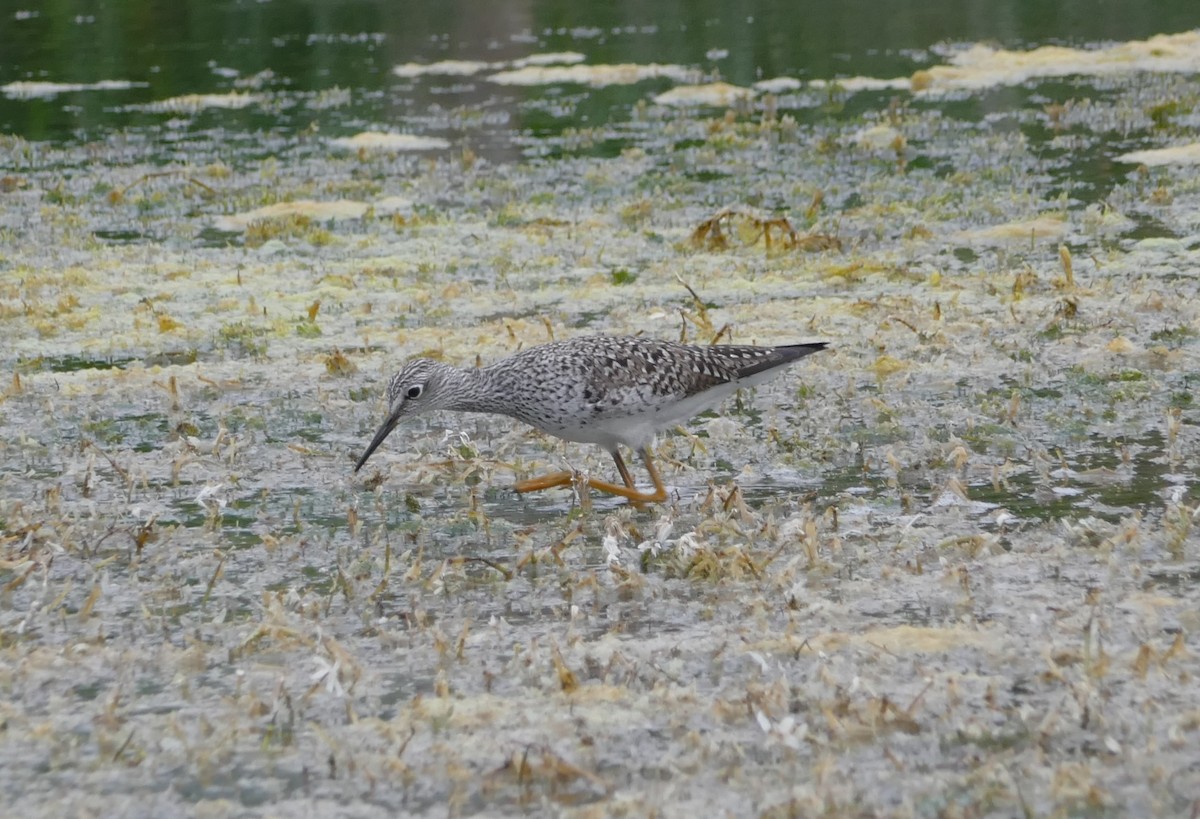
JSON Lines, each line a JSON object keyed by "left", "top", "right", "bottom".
{"left": 2, "top": 36, "right": 1200, "bottom": 819}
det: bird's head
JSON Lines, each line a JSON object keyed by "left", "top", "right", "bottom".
{"left": 354, "top": 358, "right": 455, "bottom": 472}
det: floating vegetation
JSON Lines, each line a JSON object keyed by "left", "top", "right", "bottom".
{"left": 328, "top": 132, "right": 451, "bottom": 153}
{"left": 652, "top": 81, "right": 754, "bottom": 107}
{"left": 488, "top": 62, "right": 699, "bottom": 87}
{"left": 1116, "top": 142, "right": 1200, "bottom": 166}
{"left": 2, "top": 19, "right": 1200, "bottom": 819}
{"left": 1, "top": 79, "right": 147, "bottom": 98}
{"left": 689, "top": 207, "right": 841, "bottom": 252}
{"left": 214, "top": 199, "right": 370, "bottom": 233}
{"left": 135, "top": 91, "right": 261, "bottom": 112}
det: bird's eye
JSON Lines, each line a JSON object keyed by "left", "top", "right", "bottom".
{"left": 406, "top": 385, "right": 423, "bottom": 400}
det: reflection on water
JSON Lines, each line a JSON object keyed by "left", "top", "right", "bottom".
{"left": 5, "top": 0, "right": 1200, "bottom": 159}
{"left": 3, "top": 6, "right": 1200, "bottom": 815}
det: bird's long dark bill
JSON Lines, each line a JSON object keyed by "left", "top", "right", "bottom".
{"left": 354, "top": 416, "right": 399, "bottom": 472}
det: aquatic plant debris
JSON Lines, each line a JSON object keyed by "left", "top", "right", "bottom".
{"left": 951, "top": 215, "right": 1067, "bottom": 245}
{"left": 808, "top": 76, "right": 912, "bottom": 92}
{"left": 852, "top": 124, "right": 904, "bottom": 151}
{"left": 911, "top": 30, "right": 1200, "bottom": 92}
{"left": 1116, "top": 143, "right": 1200, "bottom": 166}
{"left": 688, "top": 207, "right": 839, "bottom": 253}
{"left": 652, "top": 82, "right": 754, "bottom": 107}
{"left": 511, "top": 51, "right": 587, "bottom": 67}
{"left": 2, "top": 23, "right": 1200, "bottom": 819}
{"left": 752, "top": 77, "right": 803, "bottom": 93}
{"left": 0, "top": 79, "right": 147, "bottom": 98}
{"left": 392, "top": 59, "right": 495, "bottom": 77}
{"left": 134, "top": 91, "right": 261, "bottom": 112}
{"left": 805, "top": 30, "right": 1200, "bottom": 96}
{"left": 328, "top": 132, "right": 451, "bottom": 152}
{"left": 488, "top": 62, "right": 700, "bottom": 87}
{"left": 392, "top": 52, "right": 584, "bottom": 78}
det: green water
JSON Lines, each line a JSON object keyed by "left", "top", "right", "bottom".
{"left": 5, "top": 0, "right": 1200, "bottom": 149}
{"left": 3, "top": 4, "right": 1200, "bottom": 817}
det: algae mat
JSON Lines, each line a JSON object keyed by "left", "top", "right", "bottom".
{"left": 3, "top": 33, "right": 1200, "bottom": 818}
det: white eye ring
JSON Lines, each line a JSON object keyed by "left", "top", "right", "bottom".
{"left": 406, "top": 385, "right": 423, "bottom": 399}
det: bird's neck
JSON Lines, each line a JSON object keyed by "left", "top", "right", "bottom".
{"left": 442, "top": 366, "right": 512, "bottom": 416}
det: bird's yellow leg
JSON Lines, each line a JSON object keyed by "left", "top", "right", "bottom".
{"left": 611, "top": 450, "right": 637, "bottom": 489}
{"left": 513, "top": 470, "right": 575, "bottom": 493}
{"left": 514, "top": 449, "right": 668, "bottom": 505}
{"left": 578, "top": 448, "right": 667, "bottom": 505}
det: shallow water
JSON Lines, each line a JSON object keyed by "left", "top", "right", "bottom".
{"left": 4, "top": 3, "right": 1200, "bottom": 817}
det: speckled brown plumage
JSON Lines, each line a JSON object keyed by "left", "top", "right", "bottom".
{"left": 355, "top": 335, "right": 828, "bottom": 503}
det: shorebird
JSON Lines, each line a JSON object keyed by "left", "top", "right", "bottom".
{"left": 354, "top": 335, "right": 827, "bottom": 504}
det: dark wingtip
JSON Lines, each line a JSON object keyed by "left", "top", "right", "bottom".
{"left": 777, "top": 341, "right": 829, "bottom": 362}
{"left": 733, "top": 341, "right": 828, "bottom": 379}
